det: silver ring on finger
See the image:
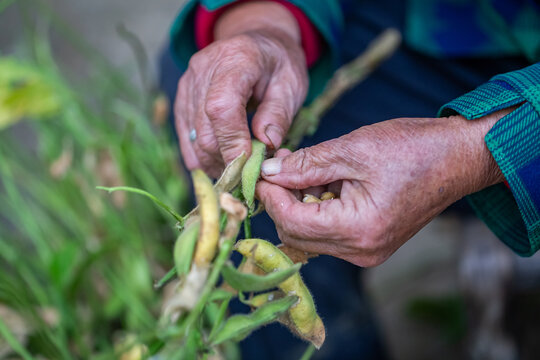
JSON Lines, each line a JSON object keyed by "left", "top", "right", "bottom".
{"left": 189, "top": 128, "right": 197, "bottom": 142}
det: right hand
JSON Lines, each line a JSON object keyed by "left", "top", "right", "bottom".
{"left": 175, "top": 28, "right": 308, "bottom": 178}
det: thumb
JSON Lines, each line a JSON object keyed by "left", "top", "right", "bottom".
{"left": 260, "top": 142, "right": 348, "bottom": 189}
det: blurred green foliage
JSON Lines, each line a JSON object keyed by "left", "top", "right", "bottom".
{"left": 0, "top": 1, "right": 190, "bottom": 358}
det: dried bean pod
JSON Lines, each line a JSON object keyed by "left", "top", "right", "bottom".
{"left": 215, "top": 152, "right": 247, "bottom": 193}
{"left": 191, "top": 169, "right": 220, "bottom": 266}
{"left": 278, "top": 244, "right": 318, "bottom": 264}
{"left": 235, "top": 239, "right": 325, "bottom": 348}
{"left": 183, "top": 152, "right": 246, "bottom": 223}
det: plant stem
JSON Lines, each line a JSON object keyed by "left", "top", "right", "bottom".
{"left": 299, "top": 344, "right": 316, "bottom": 360}
{"left": 285, "top": 28, "right": 401, "bottom": 149}
{"left": 243, "top": 217, "right": 252, "bottom": 239}
{"left": 208, "top": 295, "right": 232, "bottom": 341}
{"left": 182, "top": 224, "right": 241, "bottom": 336}
{"left": 0, "top": 317, "right": 35, "bottom": 360}
{"left": 96, "top": 186, "right": 184, "bottom": 225}
{"left": 154, "top": 267, "right": 177, "bottom": 289}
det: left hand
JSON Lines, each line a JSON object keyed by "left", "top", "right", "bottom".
{"left": 256, "top": 111, "right": 509, "bottom": 267}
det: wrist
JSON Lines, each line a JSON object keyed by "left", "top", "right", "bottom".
{"left": 445, "top": 108, "right": 511, "bottom": 197}
{"left": 214, "top": 2, "right": 302, "bottom": 45}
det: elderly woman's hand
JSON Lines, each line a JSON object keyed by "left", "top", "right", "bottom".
{"left": 175, "top": 2, "right": 308, "bottom": 178}
{"left": 257, "top": 111, "right": 510, "bottom": 267}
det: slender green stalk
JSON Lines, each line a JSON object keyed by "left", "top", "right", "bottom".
{"left": 243, "top": 217, "right": 252, "bottom": 239}
{"left": 183, "top": 230, "right": 240, "bottom": 336}
{"left": 97, "top": 186, "right": 184, "bottom": 225}
{"left": 0, "top": 317, "right": 34, "bottom": 360}
{"left": 299, "top": 344, "right": 316, "bottom": 360}
{"left": 208, "top": 295, "right": 232, "bottom": 340}
{"left": 154, "top": 268, "right": 177, "bottom": 289}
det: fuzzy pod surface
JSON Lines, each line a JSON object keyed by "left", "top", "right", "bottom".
{"left": 191, "top": 169, "right": 220, "bottom": 266}
{"left": 221, "top": 262, "right": 301, "bottom": 292}
{"left": 235, "top": 239, "right": 325, "bottom": 348}
{"left": 241, "top": 140, "right": 266, "bottom": 209}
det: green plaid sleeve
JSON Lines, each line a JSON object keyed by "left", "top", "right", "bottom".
{"left": 439, "top": 63, "right": 540, "bottom": 256}
{"left": 169, "top": 0, "right": 343, "bottom": 102}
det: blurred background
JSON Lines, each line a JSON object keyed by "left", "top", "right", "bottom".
{"left": 1, "top": 0, "right": 540, "bottom": 359}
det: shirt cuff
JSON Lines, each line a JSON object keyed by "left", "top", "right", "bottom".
{"left": 194, "top": 0, "right": 322, "bottom": 67}
{"left": 438, "top": 63, "right": 540, "bottom": 256}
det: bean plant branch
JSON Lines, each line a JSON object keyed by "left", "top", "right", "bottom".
{"left": 97, "top": 185, "right": 184, "bottom": 225}
{"left": 285, "top": 28, "right": 401, "bottom": 149}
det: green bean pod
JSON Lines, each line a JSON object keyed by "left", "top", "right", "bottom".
{"left": 241, "top": 140, "right": 266, "bottom": 209}
{"left": 173, "top": 220, "right": 199, "bottom": 277}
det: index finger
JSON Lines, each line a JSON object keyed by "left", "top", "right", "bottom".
{"left": 256, "top": 180, "right": 345, "bottom": 241}
{"left": 204, "top": 66, "right": 260, "bottom": 164}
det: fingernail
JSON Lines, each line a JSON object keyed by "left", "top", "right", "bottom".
{"left": 261, "top": 157, "right": 282, "bottom": 176}
{"left": 264, "top": 125, "right": 282, "bottom": 149}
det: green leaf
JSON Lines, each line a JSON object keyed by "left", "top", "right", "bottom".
{"left": 239, "top": 290, "right": 282, "bottom": 308}
{"left": 210, "top": 295, "right": 298, "bottom": 345}
{"left": 154, "top": 267, "right": 177, "bottom": 289}
{"left": 208, "top": 289, "right": 236, "bottom": 302}
{"left": 96, "top": 186, "right": 184, "bottom": 225}
{"left": 208, "top": 294, "right": 233, "bottom": 340}
{"left": 173, "top": 221, "right": 199, "bottom": 277}
{"left": 221, "top": 262, "right": 301, "bottom": 293}
{"left": 0, "top": 316, "right": 34, "bottom": 360}
{"left": 241, "top": 140, "right": 266, "bottom": 209}
{"left": 0, "top": 58, "right": 64, "bottom": 130}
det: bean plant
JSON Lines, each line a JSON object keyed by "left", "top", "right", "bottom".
{"left": 0, "top": 1, "right": 400, "bottom": 357}
{"left": 99, "top": 142, "right": 326, "bottom": 359}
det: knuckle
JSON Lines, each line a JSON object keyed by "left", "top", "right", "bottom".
{"left": 216, "top": 37, "right": 259, "bottom": 65}
{"left": 291, "top": 148, "right": 310, "bottom": 174}
{"left": 227, "top": 34, "right": 258, "bottom": 54}
{"left": 205, "top": 97, "right": 233, "bottom": 120}
{"left": 221, "top": 141, "right": 249, "bottom": 163}
{"left": 357, "top": 230, "right": 383, "bottom": 253}
{"left": 265, "top": 101, "right": 291, "bottom": 125}
{"left": 197, "top": 132, "right": 218, "bottom": 154}
{"left": 289, "top": 148, "right": 325, "bottom": 175}
{"left": 187, "top": 55, "right": 200, "bottom": 72}
{"left": 204, "top": 89, "right": 245, "bottom": 120}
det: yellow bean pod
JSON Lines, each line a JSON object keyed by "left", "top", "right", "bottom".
{"left": 235, "top": 239, "right": 325, "bottom": 348}
{"left": 191, "top": 169, "right": 220, "bottom": 266}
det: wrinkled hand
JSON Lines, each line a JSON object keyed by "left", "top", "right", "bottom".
{"left": 257, "top": 112, "right": 508, "bottom": 267}
{"left": 175, "top": 28, "right": 308, "bottom": 178}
